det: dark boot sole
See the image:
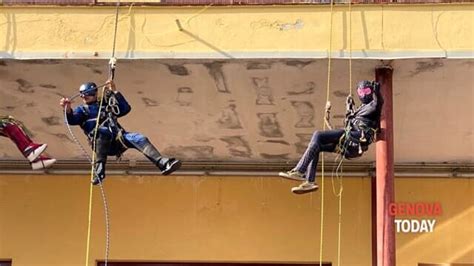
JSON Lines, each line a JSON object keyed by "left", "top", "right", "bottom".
{"left": 161, "top": 160, "right": 182, "bottom": 175}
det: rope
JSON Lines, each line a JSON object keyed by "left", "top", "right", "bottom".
{"left": 63, "top": 2, "right": 120, "bottom": 265}
{"left": 330, "top": 3, "right": 354, "bottom": 265}
{"left": 319, "top": 0, "right": 335, "bottom": 265}
{"left": 84, "top": 87, "right": 110, "bottom": 266}
{"left": 63, "top": 97, "right": 92, "bottom": 162}
{"left": 111, "top": 0, "right": 121, "bottom": 59}
{"left": 85, "top": 1, "right": 121, "bottom": 264}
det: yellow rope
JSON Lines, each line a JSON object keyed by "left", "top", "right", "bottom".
{"left": 349, "top": 0, "right": 353, "bottom": 96}
{"left": 85, "top": 87, "right": 107, "bottom": 266}
{"left": 319, "top": 0, "right": 335, "bottom": 265}
{"left": 332, "top": 3, "right": 353, "bottom": 265}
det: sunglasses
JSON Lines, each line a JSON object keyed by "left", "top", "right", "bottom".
{"left": 357, "top": 87, "right": 372, "bottom": 97}
{"left": 80, "top": 93, "right": 96, "bottom": 98}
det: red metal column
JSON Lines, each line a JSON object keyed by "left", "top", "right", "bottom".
{"left": 374, "top": 66, "right": 395, "bottom": 266}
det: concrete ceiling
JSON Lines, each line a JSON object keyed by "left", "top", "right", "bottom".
{"left": 0, "top": 58, "right": 472, "bottom": 163}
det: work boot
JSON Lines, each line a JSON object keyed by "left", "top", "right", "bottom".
{"left": 158, "top": 158, "right": 182, "bottom": 175}
{"left": 91, "top": 135, "right": 111, "bottom": 185}
{"left": 92, "top": 161, "right": 106, "bottom": 185}
{"left": 126, "top": 135, "right": 182, "bottom": 175}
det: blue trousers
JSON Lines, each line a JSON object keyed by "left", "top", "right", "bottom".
{"left": 295, "top": 129, "right": 361, "bottom": 182}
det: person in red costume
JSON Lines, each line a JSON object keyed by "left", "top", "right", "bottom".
{"left": 0, "top": 115, "right": 56, "bottom": 169}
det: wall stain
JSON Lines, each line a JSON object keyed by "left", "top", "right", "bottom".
{"left": 52, "top": 133, "right": 73, "bottom": 143}
{"left": 333, "top": 90, "right": 347, "bottom": 97}
{"left": 258, "top": 113, "right": 283, "bottom": 137}
{"left": 285, "top": 60, "right": 312, "bottom": 69}
{"left": 253, "top": 77, "right": 274, "bottom": 105}
{"left": 291, "top": 101, "right": 314, "bottom": 128}
{"left": 288, "top": 81, "right": 315, "bottom": 95}
{"left": 217, "top": 104, "right": 242, "bottom": 129}
{"left": 142, "top": 97, "right": 159, "bottom": 107}
{"left": 39, "top": 84, "right": 57, "bottom": 89}
{"left": 247, "top": 62, "right": 272, "bottom": 70}
{"left": 205, "top": 62, "right": 230, "bottom": 93}
{"left": 41, "top": 116, "right": 61, "bottom": 126}
{"left": 166, "top": 64, "right": 190, "bottom": 76}
{"left": 16, "top": 79, "right": 34, "bottom": 93}
{"left": 176, "top": 87, "right": 193, "bottom": 106}
{"left": 411, "top": 59, "right": 444, "bottom": 76}
{"left": 220, "top": 136, "right": 252, "bottom": 158}
{"left": 263, "top": 140, "right": 290, "bottom": 145}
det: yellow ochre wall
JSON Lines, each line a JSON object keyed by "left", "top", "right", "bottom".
{"left": 0, "top": 174, "right": 472, "bottom": 266}
{"left": 1, "top": 4, "right": 473, "bottom": 59}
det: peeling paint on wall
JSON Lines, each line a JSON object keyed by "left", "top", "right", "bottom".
{"left": 287, "top": 81, "right": 315, "bottom": 95}
{"left": 16, "top": 79, "right": 34, "bottom": 93}
{"left": 141, "top": 97, "right": 159, "bottom": 107}
{"left": 258, "top": 113, "right": 283, "bottom": 138}
{"left": 41, "top": 116, "right": 61, "bottom": 126}
{"left": 205, "top": 62, "right": 230, "bottom": 93}
{"left": 220, "top": 136, "right": 252, "bottom": 158}
{"left": 176, "top": 87, "right": 193, "bottom": 106}
{"left": 253, "top": 77, "right": 274, "bottom": 105}
{"left": 166, "top": 64, "right": 190, "bottom": 76}
{"left": 411, "top": 59, "right": 444, "bottom": 76}
{"left": 291, "top": 101, "right": 315, "bottom": 128}
{"left": 217, "top": 104, "right": 242, "bottom": 129}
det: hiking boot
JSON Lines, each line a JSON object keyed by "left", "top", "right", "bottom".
{"left": 161, "top": 158, "right": 181, "bottom": 175}
{"left": 92, "top": 161, "right": 106, "bottom": 185}
{"left": 279, "top": 169, "right": 306, "bottom": 181}
{"left": 291, "top": 181, "right": 319, "bottom": 194}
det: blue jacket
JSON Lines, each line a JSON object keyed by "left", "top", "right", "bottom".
{"left": 66, "top": 92, "right": 131, "bottom": 136}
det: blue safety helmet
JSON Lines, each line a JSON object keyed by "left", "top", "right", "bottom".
{"left": 79, "top": 82, "right": 97, "bottom": 97}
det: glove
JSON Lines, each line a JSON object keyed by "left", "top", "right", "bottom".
{"left": 109, "top": 57, "right": 117, "bottom": 69}
{"left": 325, "top": 101, "right": 332, "bottom": 112}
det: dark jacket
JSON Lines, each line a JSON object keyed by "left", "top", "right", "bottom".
{"left": 66, "top": 92, "right": 131, "bottom": 136}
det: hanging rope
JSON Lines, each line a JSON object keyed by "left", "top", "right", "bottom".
{"left": 85, "top": 86, "right": 112, "bottom": 266}
{"left": 319, "top": 0, "right": 335, "bottom": 265}
{"left": 329, "top": 2, "right": 353, "bottom": 265}
{"left": 84, "top": 1, "right": 120, "bottom": 266}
